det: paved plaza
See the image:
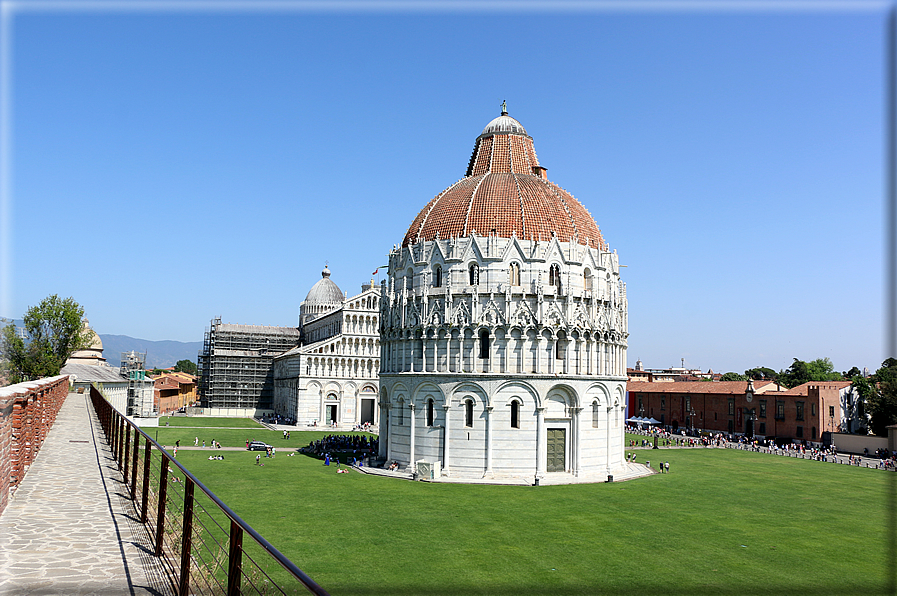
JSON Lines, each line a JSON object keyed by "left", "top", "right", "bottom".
{"left": 0, "top": 393, "right": 172, "bottom": 596}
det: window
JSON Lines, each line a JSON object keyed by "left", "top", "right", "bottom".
{"left": 511, "top": 400, "right": 520, "bottom": 429}
{"left": 829, "top": 405, "right": 835, "bottom": 418}
{"left": 433, "top": 267, "right": 442, "bottom": 288}
{"left": 776, "top": 400, "right": 785, "bottom": 420}
{"left": 759, "top": 400, "right": 767, "bottom": 418}
{"left": 479, "top": 330, "right": 490, "bottom": 359}
{"left": 465, "top": 399, "right": 474, "bottom": 427}
{"left": 796, "top": 401, "right": 804, "bottom": 421}
{"left": 584, "top": 269, "right": 593, "bottom": 291}
{"left": 661, "top": 397, "right": 665, "bottom": 411}
{"left": 728, "top": 398, "right": 734, "bottom": 416}
{"left": 397, "top": 401, "right": 404, "bottom": 426}
{"left": 509, "top": 263, "right": 520, "bottom": 286}
{"left": 426, "top": 399, "right": 434, "bottom": 426}
{"left": 685, "top": 397, "right": 691, "bottom": 412}
{"left": 638, "top": 397, "right": 643, "bottom": 412}
{"left": 811, "top": 403, "right": 816, "bottom": 416}
{"left": 549, "top": 264, "right": 561, "bottom": 288}
{"left": 555, "top": 341, "right": 564, "bottom": 360}
{"left": 592, "top": 404, "right": 600, "bottom": 428}
{"left": 796, "top": 426, "right": 803, "bottom": 438}
{"left": 469, "top": 263, "right": 479, "bottom": 285}
{"left": 759, "top": 422, "right": 766, "bottom": 434}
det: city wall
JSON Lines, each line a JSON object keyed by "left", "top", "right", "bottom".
{"left": 830, "top": 432, "right": 889, "bottom": 455}
{"left": 0, "top": 375, "right": 69, "bottom": 516}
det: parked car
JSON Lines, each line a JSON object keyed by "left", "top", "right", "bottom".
{"left": 247, "top": 441, "right": 271, "bottom": 451}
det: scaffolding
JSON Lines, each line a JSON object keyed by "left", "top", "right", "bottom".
{"left": 197, "top": 317, "right": 301, "bottom": 411}
{"left": 120, "top": 350, "right": 153, "bottom": 417}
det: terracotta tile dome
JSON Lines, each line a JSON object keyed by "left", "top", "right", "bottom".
{"left": 402, "top": 109, "right": 606, "bottom": 250}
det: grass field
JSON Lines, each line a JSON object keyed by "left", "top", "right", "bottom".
{"left": 170, "top": 443, "right": 894, "bottom": 596}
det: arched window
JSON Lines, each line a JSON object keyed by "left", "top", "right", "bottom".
{"left": 592, "top": 402, "right": 600, "bottom": 427}
{"left": 465, "top": 399, "right": 474, "bottom": 427}
{"left": 433, "top": 266, "right": 442, "bottom": 288}
{"left": 397, "top": 401, "right": 404, "bottom": 426}
{"left": 511, "top": 400, "right": 520, "bottom": 429}
{"left": 509, "top": 262, "right": 520, "bottom": 286}
{"left": 469, "top": 263, "right": 479, "bottom": 286}
{"left": 584, "top": 268, "right": 593, "bottom": 291}
{"left": 426, "top": 399, "right": 434, "bottom": 426}
{"left": 549, "top": 264, "right": 561, "bottom": 288}
{"left": 479, "top": 329, "right": 490, "bottom": 359}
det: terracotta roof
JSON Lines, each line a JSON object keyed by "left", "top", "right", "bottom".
{"left": 402, "top": 111, "right": 606, "bottom": 249}
{"left": 776, "top": 380, "right": 853, "bottom": 396}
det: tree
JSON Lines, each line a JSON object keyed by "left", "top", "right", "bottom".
{"left": 866, "top": 358, "right": 897, "bottom": 437}
{"left": 0, "top": 295, "right": 92, "bottom": 383}
{"left": 720, "top": 372, "right": 747, "bottom": 381}
{"left": 745, "top": 367, "right": 778, "bottom": 381}
{"left": 778, "top": 357, "right": 842, "bottom": 389}
{"left": 174, "top": 359, "right": 197, "bottom": 375}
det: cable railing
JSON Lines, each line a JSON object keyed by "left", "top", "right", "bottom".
{"left": 89, "top": 385, "right": 330, "bottom": 596}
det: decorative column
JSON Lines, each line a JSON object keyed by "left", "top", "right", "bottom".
{"left": 572, "top": 407, "right": 583, "bottom": 476}
{"left": 534, "top": 337, "right": 542, "bottom": 374}
{"left": 422, "top": 339, "right": 429, "bottom": 373}
{"left": 536, "top": 406, "right": 546, "bottom": 476}
{"left": 442, "top": 403, "right": 451, "bottom": 474}
{"left": 484, "top": 405, "right": 494, "bottom": 478}
{"left": 606, "top": 404, "right": 613, "bottom": 477}
{"left": 408, "top": 402, "right": 417, "bottom": 471}
{"left": 380, "top": 403, "right": 391, "bottom": 460}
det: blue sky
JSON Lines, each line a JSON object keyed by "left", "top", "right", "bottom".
{"left": 0, "top": 1, "right": 889, "bottom": 375}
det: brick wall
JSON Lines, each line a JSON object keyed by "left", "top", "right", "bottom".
{"left": 0, "top": 375, "right": 69, "bottom": 516}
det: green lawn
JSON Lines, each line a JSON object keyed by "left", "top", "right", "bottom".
{"left": 170, "top": 447, "right": 894, "bottom": 596}
{"left": 157, "top": 416, "right": 262, "bottom": 428}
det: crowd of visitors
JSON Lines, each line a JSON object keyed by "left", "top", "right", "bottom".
{"left": 625, "top": 424, "right": 897, "bottom": 470}
{"left": 301, "top": 434, "right": 378, "bottom": 467}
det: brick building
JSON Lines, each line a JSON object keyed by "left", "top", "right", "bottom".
{"left": 153, "top": 372, "right": 197, "bottom": 414}
{"left": 626, "top": 380, "right": 849, "bottom": 444}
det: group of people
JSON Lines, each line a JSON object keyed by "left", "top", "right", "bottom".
{"left": 193, "top": 437, "right": 222, "bottom": 449}
{"left": 303, "top": 434, "right": 378, "bottom": 457}
{"left": 627, "top": 425, "right": 897, "bottom": 470}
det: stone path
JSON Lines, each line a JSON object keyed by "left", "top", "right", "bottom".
{"left": 0, "top": 393, "right": 173, "bottom": 596}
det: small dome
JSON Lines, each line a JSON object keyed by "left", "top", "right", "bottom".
{"left": 82, "top": 319, "right": 103, "bottom": 350}
{"left": 481, "top": 114, "right": 527, "bottom": 136}
{"left": 304, "top": 267, "right": 344, "bottom": 306}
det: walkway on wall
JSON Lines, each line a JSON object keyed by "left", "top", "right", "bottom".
{"left": 0, "top": 392, "right": 173, "bottom": 595}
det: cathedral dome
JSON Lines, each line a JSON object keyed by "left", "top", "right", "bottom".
{"left": 402, "top": 108, "right": 606, "bottom": 250}
{"left": 304, "top": 266, "right": 344, "bottom": 306}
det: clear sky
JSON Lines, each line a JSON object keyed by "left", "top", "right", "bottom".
{"left": 0, "top": 1, "right": 889, "bottom": 375}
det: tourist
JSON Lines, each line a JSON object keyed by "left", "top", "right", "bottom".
{"left": 256, "top": 454, "right": 260, "bottom": 465}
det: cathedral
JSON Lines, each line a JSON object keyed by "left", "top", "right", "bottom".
{"left": 377, "top": 106, "right": 628, "bottom": 480}
{"left": 270, "top": 267, "right": 381, "bottom": 427}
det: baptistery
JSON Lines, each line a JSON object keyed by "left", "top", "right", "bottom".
{"left": 378, "top": 106, "right": 628, "bottom": 481}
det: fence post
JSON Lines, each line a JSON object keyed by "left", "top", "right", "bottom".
{"left": 131, "top": 429, "right": 139, "bottom": 499}
{"left": 155, "top": 454, "right": 169, "bottom": 557}
{"left": 110, "top": 411, "right": 117, "bottom": 460}
{"left": 227, "top": 519, "right": 243, "bottom": 596}
{"left": 141, "top": 438, "right": 151, "bottom": 523}
{"left": 179, "top": 478, "right": 195, "bottom": 596}
{"left": 123, "top": 425, "right": 131, "bottom": 486}
{"left": 118, "top": 417, "right": 125, "bottom": 469}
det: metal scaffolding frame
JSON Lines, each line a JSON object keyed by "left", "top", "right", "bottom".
{"left": 197, "top": 317, "right": 301, "bottom": 411}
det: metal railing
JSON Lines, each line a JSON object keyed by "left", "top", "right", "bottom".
{"left": 89, "top": 385, "right": 329, "bottom": 596}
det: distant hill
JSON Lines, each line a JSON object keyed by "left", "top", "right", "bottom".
{"left": 99, "top": 335, "right": 202, "bottom": 369}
